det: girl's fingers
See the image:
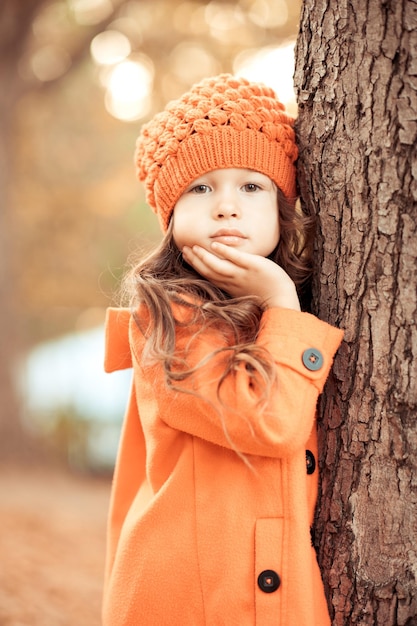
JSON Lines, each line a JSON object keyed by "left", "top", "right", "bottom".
{"left": 186, "top": 242, "right": 251, "bottom": 270}
{"left": 183, "top": 245, "right": 240, "bottom": 277}
{"left": 209, "top": 241, "right": 250, "bottom": 267}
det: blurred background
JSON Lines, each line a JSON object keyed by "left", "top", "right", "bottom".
{"left": 1, "top": 1, "right": 302, "bottom": 623}
{"left": 2, "top": 0, "right": 302, "bottom": 474}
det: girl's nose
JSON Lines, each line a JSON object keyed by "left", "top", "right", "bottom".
{"left": 214, "top": 192, "right": 240, "bottom": 219}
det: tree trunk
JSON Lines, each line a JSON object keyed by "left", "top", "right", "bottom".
{"left": 294, "top": 1, "right": 417, "bottom": 624}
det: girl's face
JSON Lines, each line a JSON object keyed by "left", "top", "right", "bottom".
{"left": 172, "top": 168, "right": 280, "bottom": 257}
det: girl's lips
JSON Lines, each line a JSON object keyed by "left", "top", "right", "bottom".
{"left": 211, "top": 235, "right": 245, "bottom": 245}
{"left": 210, "top": 229, "right": 247, "bottom": 245}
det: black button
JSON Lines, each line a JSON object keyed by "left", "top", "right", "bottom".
{"left": 257, "top": 569, "right": 281, "bottom": 593}
{"left": 302, "top": 348, "right": 323, "bottom": 371}
{"left": 306, "top": 449, "right": 316, "bottom": 475}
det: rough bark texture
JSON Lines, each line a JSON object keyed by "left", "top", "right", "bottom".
{"left": 294, "top": 1, "right": 417, "bottom": 624}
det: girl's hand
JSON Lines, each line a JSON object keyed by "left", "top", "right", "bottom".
{"left": 182, "top": 242, "right": 301, "bottom": 311}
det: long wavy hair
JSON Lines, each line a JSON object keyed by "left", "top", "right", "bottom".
{"left": 123, "top": 187, "right": 315, "bottom": 406}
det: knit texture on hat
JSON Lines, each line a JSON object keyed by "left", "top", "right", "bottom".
{"left": 135, "top": 74, "right": 298, "bottom": 232}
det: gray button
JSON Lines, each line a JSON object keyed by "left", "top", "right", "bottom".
{"left": 302, "top": 348, "right": 323, "bottom": 371}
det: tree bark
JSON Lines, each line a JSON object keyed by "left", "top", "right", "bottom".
{"left": 294, "top": 1, "right": 417, "bottom": 624}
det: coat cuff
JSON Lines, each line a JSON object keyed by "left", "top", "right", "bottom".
{"left": 258, "top": 308, "right": 344, "bottom": 392}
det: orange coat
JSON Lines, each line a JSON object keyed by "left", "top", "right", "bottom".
{"left": 103, "top": 305, "right": 343, "bottom": 626}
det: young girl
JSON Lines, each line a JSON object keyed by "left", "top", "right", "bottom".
{"left": 103, "top": 74, "right": 343, "bottom": 626}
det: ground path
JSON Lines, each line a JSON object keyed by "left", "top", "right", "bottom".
{"left": 0, "top": 464, "right": 111, "bottom": 625}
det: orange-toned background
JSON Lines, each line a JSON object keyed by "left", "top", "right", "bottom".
{"left": 1, "top": 1, "right": 300, "bottom": 622}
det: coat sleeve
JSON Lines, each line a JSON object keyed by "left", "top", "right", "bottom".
{"left": 132, "top": 306, "right": 344, "bottom": 458}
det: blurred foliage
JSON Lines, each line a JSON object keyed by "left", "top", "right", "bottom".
{"left": 7, "top": 0, "right": 301, "bottom": 345}
{"left": 26, "top": 406, "right": 118, "bottom": 473}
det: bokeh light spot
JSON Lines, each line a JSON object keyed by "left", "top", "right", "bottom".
{"left": 170, "top": 42, "right": 220, "bottom": 83}
{"left": 91, "top": 30, "right": 131, "bottom": 66}
{"left": 247, "top": 0, "right": 289, "bottom": 28}
{"left": 69, "top": 0, "right": 114, "bottom": 25}
{"left": 31, "top": 45, "right": 72, "bottom": 82}
{"left": 104, "top": 58, "right": 154, "bottom": 121}
{"left": 204, "top": 1, "right": 246, "bottom": 43}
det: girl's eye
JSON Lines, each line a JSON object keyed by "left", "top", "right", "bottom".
{"left": 243, "top": 183, "right": 260, "bottom": 192}
{"left": 191, "top": 184, "right": 210, "bottom": 194}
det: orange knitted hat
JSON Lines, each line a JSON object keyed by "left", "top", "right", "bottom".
{"left": 135, "top": 74, "right": 298, "bottom": 232}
